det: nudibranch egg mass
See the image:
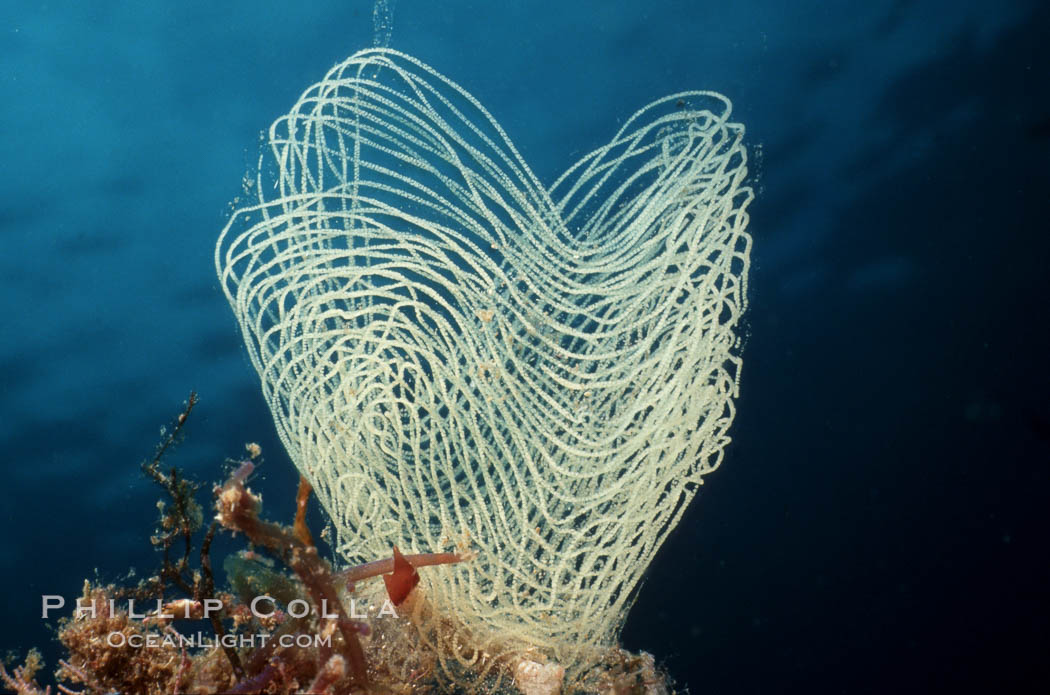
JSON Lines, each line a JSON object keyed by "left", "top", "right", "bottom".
{"left": 216, "top": 48, "right": 751, "bottom": 680}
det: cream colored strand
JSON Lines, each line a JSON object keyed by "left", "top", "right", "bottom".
{"left": 216, "top": 48, "right": 751, "bottom": 685}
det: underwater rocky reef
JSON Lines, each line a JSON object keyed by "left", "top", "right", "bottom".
{"left": 1, "top": 395, "right": 671, "bottom": 694}
{"left": 3, "top": 45, "right": 748, "bottom": 695}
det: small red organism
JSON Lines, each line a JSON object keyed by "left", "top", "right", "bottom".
{"left": 383, "top": 546, "right": 421, "bottom": 605}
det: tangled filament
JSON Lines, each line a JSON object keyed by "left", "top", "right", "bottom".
{"left": 216, "top": 48, "right": 752, "bottom": 680}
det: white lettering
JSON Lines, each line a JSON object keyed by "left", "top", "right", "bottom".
{"left": 75, "top": 597, "right": 96, "bottom": 620}
{"left": 202, "top": 598, "right": 222, "bottom": 618}
{"left": 377, "top": 599, "right": 398, "bottom": 618}
{"left": 250, "top": 594, "right": 276, "bottom": 618}
{"left": 127, "top": 599, "right": 146, "bottom": 620}
{"left": 319, "top": 598, "right": 338, "bottom": 619}
{"left": 41, "top": 595, "right": 65, "bottom": 619}
{"left": 287, "top": 598, "right": 310, "bottom": 618}
{"left": 154, "top": 599, "right": 174, "bottom": 620}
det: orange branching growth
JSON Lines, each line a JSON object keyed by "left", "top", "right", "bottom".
{"left": 0, "top": 650, "right": 48, "bottom": 695}
{"left": 1, "top": 394, "right": 672, "bottom": 694}
{"left": 308, "top": 654, "right": 346, "bottom": 694}
{"left": 212, "top": 463, "right": 468, "bottom": 690}
{"left": 215, "top": 461, "right": 371, "bottom": 689}
{"left": 293, "top": 474, "right": 314, "bottom": 547}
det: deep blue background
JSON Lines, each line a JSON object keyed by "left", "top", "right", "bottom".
{"left": 2, "top": 1, "right": 1048, "bottom": 693}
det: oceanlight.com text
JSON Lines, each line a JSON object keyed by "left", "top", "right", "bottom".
{"left": 105, "top": 631, "right": 332, "bottom": 650}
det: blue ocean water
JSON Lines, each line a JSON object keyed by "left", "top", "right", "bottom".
{"left": 1, "top": 1, "right": 1047, "bottom": 692}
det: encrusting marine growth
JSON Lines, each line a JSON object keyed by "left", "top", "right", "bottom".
{"left": 216, "top": 47, "right": 751, "bottom": 689}
{"left": 2, "top": 45, "right": 751, "bottom": 694}
{"left": 1, "top": 395, "right": 672, "bottom": 694}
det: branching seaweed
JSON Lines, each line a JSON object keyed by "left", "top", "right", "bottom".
{"left": 139, "top": 391, "right": 244, "bottom": 678}
{"left": 4, "top": 394, "right": 672, "bottom": 694}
